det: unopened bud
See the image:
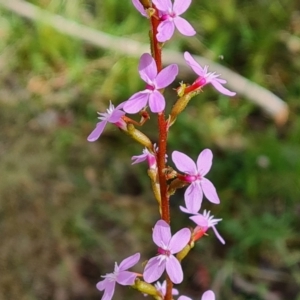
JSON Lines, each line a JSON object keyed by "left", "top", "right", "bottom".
{"left": 169, "top": 90, "right": 199, "bottom": 127}
{"left": 126, "top": 123, "right": 153, "bottom": 149}
{"left": 132, "top": 278, "right": 161, "bottom": 298}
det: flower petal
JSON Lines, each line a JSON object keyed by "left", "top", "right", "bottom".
{"left": 132, "top": 0, "right": 147, "bottom": 17}
{"left": 87, "top": 121, "right": 107, "bottom": 142}
{"left": 96, "top": 280, "right": 115, "bottom": 300}
{"left": 119, "top": 252, "right": 140, "bottom": 271}
{"left": 184, "top": 51, "right": 205, "bottom": 77}
{"left": 174, "top": 17, "right": 196, "bottom": 36}
{"left": 201, "top": 178, "right": 220, "bottom": 204}
{"left": 157, "top": 20, "right": 175, "bottom": 42}
{"left": 169, "top": 228, "right": 191, "bottom": 254}
{"left": 155, "top": 64, "right": 178, "bottom": 89}
{"left": 139, "top": 53, "right": 157, "bottom": 82}
{"left": 189, "top": 215, "right": 209, "bottom": 228}
{"left": 143, "top": 256, "right": 165, "bottom": 283}
{"left": 123, "top": 91, "right": 149, "bottom": 114}
{"left": 117, "top": 270, "right": 138, "bottom": 285}
{"left": 178, "top": 296, "right": 193, "bottom": 300}
{"left": 131, "top": 153, "right": 148, "bottom": 164}
{"left": 109, "top": 109, "right": 125, "bottom": 123}
{"left": 184, "top": 183, "right": 203, "bottom": 213}
{"left": 166, "top": 255, "right": 183, "bottom": 284}
{"left": 153, "top": 219, "right": 171, "bottom": 247}
{"left": 179, "top": 205, "right": 194, "bottom": 214}
{"left": 202, "top": 290, "right": 215, "bottom": 300}
{"left": 211, "top": 225, "right": 225, "bottom": 245}
{"left": 196, "top": 149, "right": 213, "bottom": 176}
{"left": 173, "top": 0, "right": 192, "bottom": 15}
{"left": 148, "top": 91, "right": 166, "bottom": 113}
{"left": 152, "top": 0, "right": 172, "bottom": 11}
{"left": 211, "top": 78, "right": 236, "bottom": 96}
{"left": 172, "top": 151, "right": 197, "bottom": 174}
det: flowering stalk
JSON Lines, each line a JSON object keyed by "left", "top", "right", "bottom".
{"left": 89, "top": 1, "right": 237, "bottom": 300}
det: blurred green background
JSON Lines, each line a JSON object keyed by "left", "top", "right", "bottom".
{"left": 0, "top": 0, "right": 300, "bottom": 300}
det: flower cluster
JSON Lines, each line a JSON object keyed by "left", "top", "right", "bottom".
{"left": 87, "top": 0, "right": 236, "bottom": 299}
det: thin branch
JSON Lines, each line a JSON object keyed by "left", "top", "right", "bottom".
{"left": 0, "top": 0, "right": 288, "bottom": 124}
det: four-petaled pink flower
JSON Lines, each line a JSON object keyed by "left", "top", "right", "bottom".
{"left": 190, "top": 210, "right": 225, "bottom": 244}
{"left": 172, "top": 149, "right": 220, "bottom": 214}
{"left": 123, "top": 53, "right": 178, "bottom": 114}
{"left": 184, "top": 51, "right": 236, "bottom": 97}
{"left": 96, "top": 253, "right": 140, "bottom": 300}
{"left": 153, "top": 0, "right": 196, "bottom": 42}
{"left": 143, "top": 219, "right": 191, "bottom": 284}
{"left": 178, "top": 290, "right": 216, "bottom": 300}
{"left": 87, "top": 101, "right": 127, "bottom": 142}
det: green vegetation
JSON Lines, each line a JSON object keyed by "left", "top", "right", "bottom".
{"left": 0, "top": 1, "right": 299, "bottom": 299}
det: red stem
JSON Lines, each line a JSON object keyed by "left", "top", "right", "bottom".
{"left": 149, "top": 5, "right": 172, "bottom": 300}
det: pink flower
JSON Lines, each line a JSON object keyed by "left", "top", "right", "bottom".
{"left": 131, "top": 147, "right": 157, "bottom": 170}
{"left": 143, "top": 220, "right": 191, "bottom": 284}
{"left": 172, "top": 149, "right": 220, "bottom": 214}
{"left": 87, "top": 101, "right": 127, "bottom": 142}
{"left": 190, "top": 210, "right": 225, "bottom": 244}
{"left": 154, "top": 280, "right": 179, "bottom": 297}
{"left": 96, "top": 253, "right": 140, "bottom": 300}
{"left": 153, "top": 0, "right": 196, "bottom": 42}
{"left": 123, "top": 53, "right": 178, "bottom": 114}
{"left": 178, "top": 290, "right": 216, "bottom": 300}
{"left": 184, "top": 51, "right": 236, "bottom": 97}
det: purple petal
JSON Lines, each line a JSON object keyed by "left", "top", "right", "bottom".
{"left": 211, "top": 78, "right": 236, "bottom": 96}
{"left": 184, "top": 51, "right": 205, "bottom": 77}
{"left": 166, "top": 255, "right": 183, "bottom": 284}
{"left": 172, "top": 151, "right": 197, "bottom": 174}
{"left": 153, "top": 219, "right": 171, "bottom": 247}
{"left": 152, "top": 0, "right": 172, "bottom": 11}
{"left": 202, "top": 290, "right": 215, "bottom": 300}
{"left": 196, "top": 149, "right": 213, "bottom": 176}
{"left": 184, "top": 183, "right": 203, "bottom": 213}
{"left": 189, "top": 215, "right": 209, "bottom": 228}
{"left": 178, "top": 296, "right": 193, "bottom": 300}
{"left": 119, "top": 252, "right": 140, "bottom": 271}
{"left": 179, "top": 205, "right": 194, "bottom": 214}
{"left": 117, "top": 270, "right": 138, "bottom": 285}
{"left": 169, "top": 228, "right": 191, "bottom": 254}
{"left": 96, "top": 280, "right": 115, "bottom": 300}
{"left": 143, "top": 256, "right": 166, "bottom": 283}
{"left": 201, "top": 178, "right": 220, "bottom": 204}
{"left": 212, "top": 225, "right": 225, "bottom": 245}
{"left": 174, "top": 17, "right": 196, "bottom": 36}
{"left": 96, "top": 278, "right": 108, "bottom": 291}
{"left": 148, "top": 91, "right": 165, "bottom": 113}
{"left": 109, "top": 109, "right": 125, "bottom": 123}
{"left": 132, "top": 0, "right": 147, "bottom": 17}
{"left": 87, "top": 121, "right": 107, "bottom": 142}
{"left": 123, "top": 91, "right": 149, "bottom": 114}
{"left": 157, "top": 20, "right": 175, "bottom": 42}
{"left": 173, "top": 0, "right": 192, "bottom": 15}
{"left": 139, "top": 53, "right": 157, "bottom": 82}
{"left": 131, "top": 153, "right": 148, "bottom": 164}
{"left": 155, "top": 64, "right": 178, "bottom": 89}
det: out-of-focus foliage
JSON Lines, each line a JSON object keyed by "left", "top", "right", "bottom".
{"left": 0, "top": 0, "right": 299, "bottom": 300}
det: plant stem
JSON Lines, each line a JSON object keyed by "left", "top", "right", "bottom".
{"left": 149, "top": 5, "right": 172, "bottom": 300}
